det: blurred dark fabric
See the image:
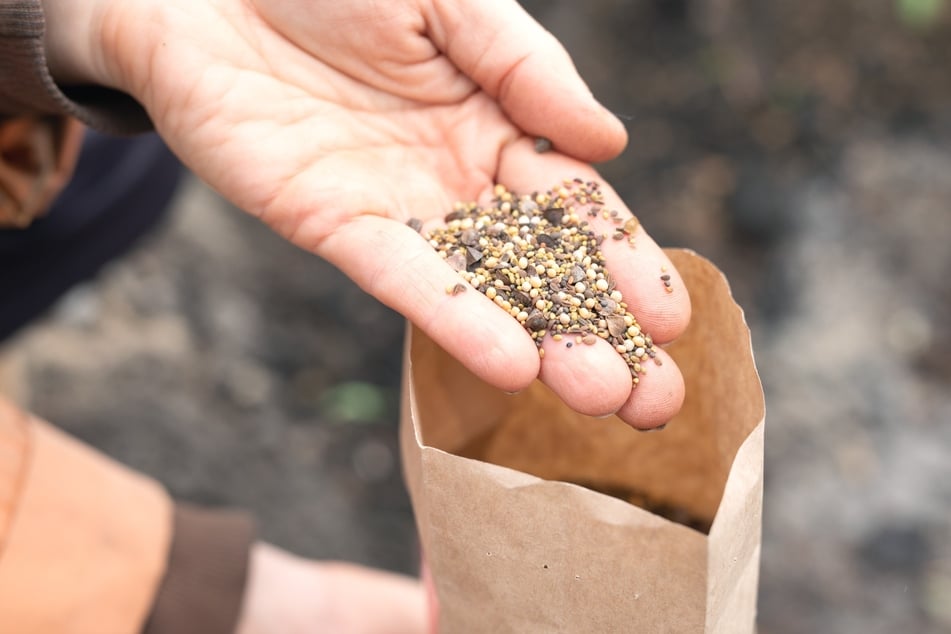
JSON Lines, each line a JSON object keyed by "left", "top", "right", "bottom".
{"left": 0, "top": 130, "right": 182, "bottom": 341}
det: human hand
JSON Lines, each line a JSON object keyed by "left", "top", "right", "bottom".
{"left": 45, "top": 0, "right": 688, "bottom": 427}
{"left": 235, "top": 542, "right": 426, "bottom": 634}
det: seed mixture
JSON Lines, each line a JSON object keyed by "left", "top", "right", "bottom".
{"left": 415, "top": 179, "right": 664, "bottom": 387}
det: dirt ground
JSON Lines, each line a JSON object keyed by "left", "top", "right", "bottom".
{"left": 4, "top": 0, "right": 951, "bottom": 632}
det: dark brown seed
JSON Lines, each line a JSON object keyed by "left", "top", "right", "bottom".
{"left": 612, "top": 232, "right": 625, "bottom": 240}
{"left": 446, "top": 252, "right": 467, "bottom": 271}
{"left": 406, "top": 217, "right": 423, "bottom": 233}
{"left": 450, "top": 283, "right": 467, "bottom": 295}
{"left": 534, "top": 137, "right": 552, "bottom": 153}
{"left": 566, "top": 342, "right": 573, "bottom": 348}
{"left": 444, "top": 210, "right": 465, "bottom": 222}
{"left": 512, "top": 291, "right": 533, "bottom": 307}
{"left": 526, "top": 311, "right": 548, "bottom": 331}
{"left": 460, "top": 229, "right": 480, "bottom": 246}
{"left": 609, "top": 209, "right": 619, "bottom": 217}
{"left": 606, "top": 315, "right": 627, "bottom": 338}
{"left": 568, "top": 265, "right": 586, "bottom": 284}
{"left": 543, "top": 207, "right": 565, "bottom": 226}
{"left": 536, "top": 233, "right": 558, "bottom": 249}
{"left": 660, "top": 274, "right": 671, "bottom": 281}
{"left": 599, "top": 298, "right": 618, "bottom": 314}
{"left": 466, "top": 246, "right": 483, "bottom": 265}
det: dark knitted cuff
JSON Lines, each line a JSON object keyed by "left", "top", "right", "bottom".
{"left": 142, "top": 503, "right": 256, "bottom": 634}
{"left": 0, "top": 0, "right": 152, "bottom": 132}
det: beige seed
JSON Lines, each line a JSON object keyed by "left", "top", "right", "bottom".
{"left": 595, "top": 279, "right": 609, "bottom": 292}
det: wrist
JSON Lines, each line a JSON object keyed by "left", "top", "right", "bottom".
{"left": 41, "top": 0, "right": 113, "bottom": 87}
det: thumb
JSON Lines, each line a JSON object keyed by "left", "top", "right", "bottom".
{"left": 426, "top": 0, "right": 627, "bottom": 163}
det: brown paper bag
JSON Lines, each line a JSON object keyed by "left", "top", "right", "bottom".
{"left": 400, "top": 249, "right": 765, "bottom": 633}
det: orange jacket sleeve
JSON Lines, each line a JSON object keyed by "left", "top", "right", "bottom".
{"left": 0, "top": 397, "right": 172, "bottom": 633}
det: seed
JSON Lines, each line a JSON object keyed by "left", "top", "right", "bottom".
{"left": 534, "top": 137, "right": 552, "bottom": 153}
{"left": 624, "top": 217, "right": 640, "bottom": 234}
{"left": 583, "top": 334, "right": 597, "bottom": 346}
{"left": 407, "top": 217, "right": 423, "bottom": 232}
{"left": 486, "top": 287, "right": 497, "bottom": 300}
{"left": 447, "top": 283, "right": 467, "bottom": 295}
{"left": 595, "top": 279, "right": 609, "bottom": 291}
{"left": 632, "top": 335, "right": 646, "bottom": 347}
{"left": 559, "top": 313, "right": 571, "bottom": 325}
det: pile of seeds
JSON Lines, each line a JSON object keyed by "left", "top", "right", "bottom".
{"left": 415, "top": 179, "right": 662, "bottom": 388}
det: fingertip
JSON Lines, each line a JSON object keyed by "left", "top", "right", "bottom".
{"left": 538, "top": 337, "right": 631, "bottom": 417}
{"left": 427, "top": 290, "right": 540, "bottom": 393}
{"left": 615, "top": 348, "right": 685, "bottom": 430}
{"left": 542, "top": 104, "right": 629, "bottom": 164}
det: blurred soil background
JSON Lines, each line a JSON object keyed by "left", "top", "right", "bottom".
{"left": 3, "top": 0, "right": 951, "bottom": 632}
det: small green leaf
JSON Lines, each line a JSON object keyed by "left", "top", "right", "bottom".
{"left": 318, "top": 381, "right": 388, "bottom": 423}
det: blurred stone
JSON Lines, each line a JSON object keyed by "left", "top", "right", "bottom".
{"left": 858, "top": 524, "right": 932, "bottom": 575}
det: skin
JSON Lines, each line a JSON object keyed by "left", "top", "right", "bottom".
{"left": 40, "top": 0, "right": 692, "bottom": 630}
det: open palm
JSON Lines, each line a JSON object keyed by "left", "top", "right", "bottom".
{"left": 95, "top": 0, "right": 689, "bottom": 426}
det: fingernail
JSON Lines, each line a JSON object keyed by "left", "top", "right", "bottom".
{"left": 503, "top": 390, "right": 522, "bottom": 396}
{"left": 636, "top": 423, "right": 667, "bottom": 433}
